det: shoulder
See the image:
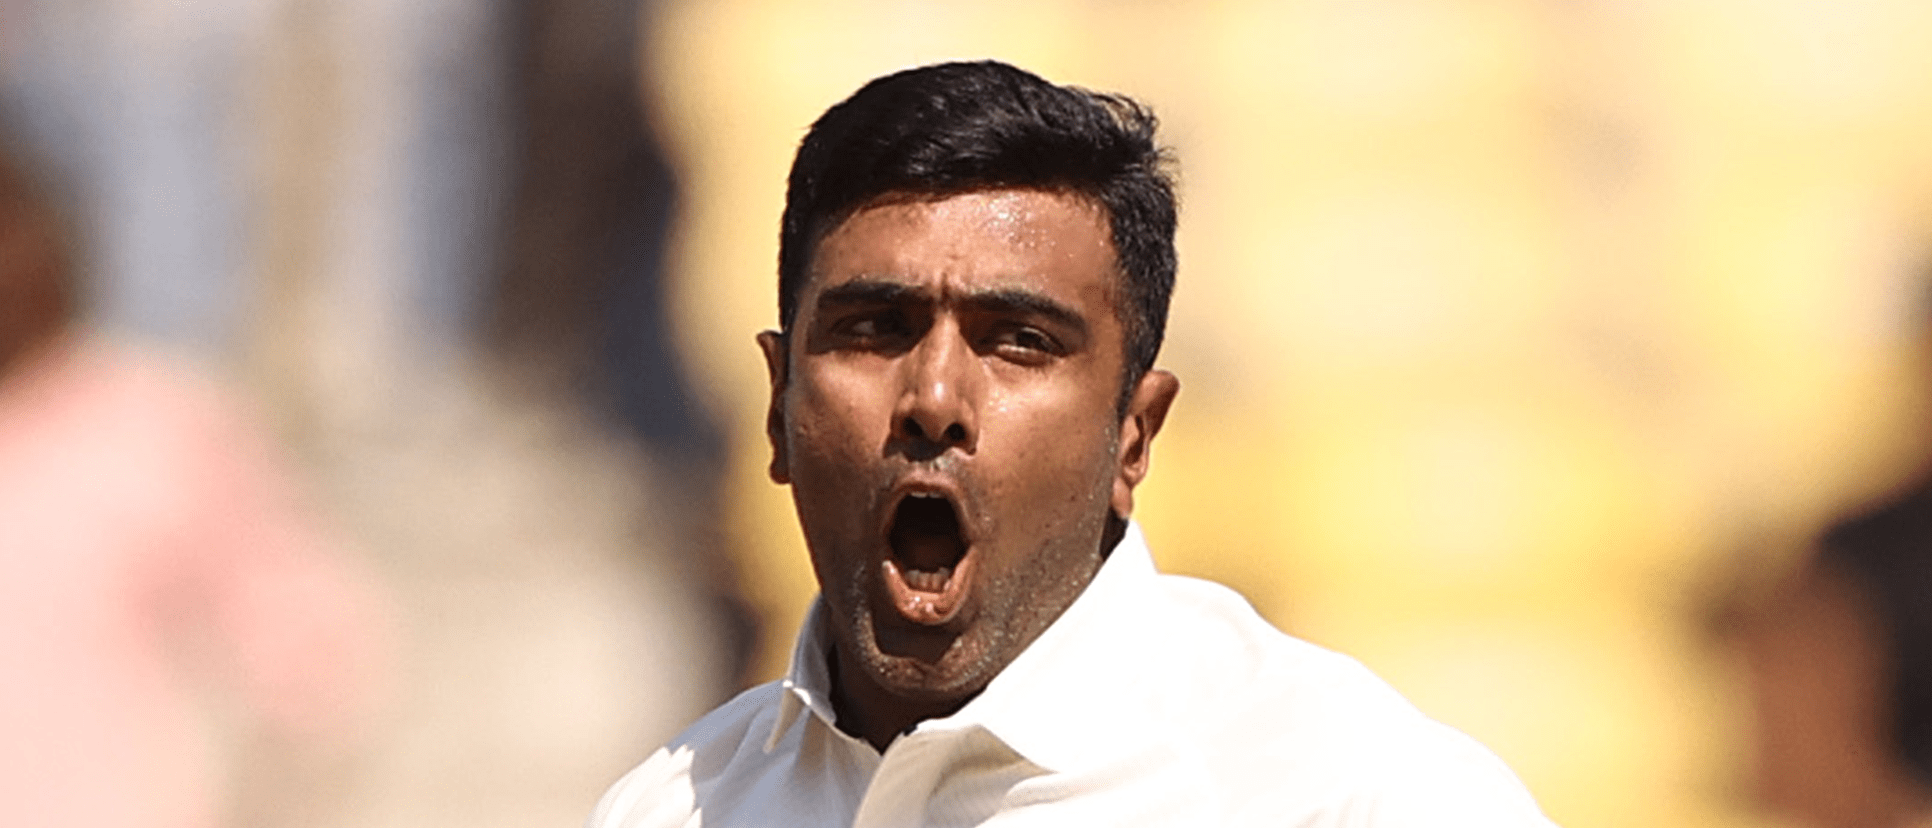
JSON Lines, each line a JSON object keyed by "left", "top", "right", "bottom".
{"left": 1280, "top": 725, "right": 1558, "bottom": 827}
{"left": 1133, "top": 571, "right": 1378, "bottom": 698}
{"left": 587, "top": 681, "right": 786, "bottom": 828}
{"left": 1136, "top": 575, "right": 1554, "bottom": 825}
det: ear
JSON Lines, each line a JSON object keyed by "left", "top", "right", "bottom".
{"left": 756, "top": 330, "right": 792, "bottom": 484}
{"left": 1110, "top": 368, "right": 1179, "bottom": 519}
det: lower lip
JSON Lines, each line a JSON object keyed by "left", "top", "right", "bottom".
{"left": 882, "top": 548, "right": 975, "bottom": 626}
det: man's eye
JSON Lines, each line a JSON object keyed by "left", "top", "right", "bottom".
{"left": 835, "top": 312, "right": 909, "bottom": 343}
{"left": 988, "top": 326, "right": 1061, "bottom": 362}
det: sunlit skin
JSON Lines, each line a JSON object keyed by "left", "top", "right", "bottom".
{"left": 759, "top": 189, "right": 1178, "bottom": 752}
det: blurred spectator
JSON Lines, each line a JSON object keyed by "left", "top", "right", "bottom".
{"left": 6, "top": 0, "right": 739, "bottom": 823}
{"left": 1736, "top": 477, "right": 1932, "bottom": 828}
{"left": 0, "top": 139, "right": 387, "bottom": 827}
{"left": 490, "top": 0, "right": 750, "bottom": 684}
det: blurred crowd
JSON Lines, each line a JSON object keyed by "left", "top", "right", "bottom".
{"left": 0, "top": 0, "right": 737, "bottom": 826}
{"left": 5, "top": 2, "right": 1932, "bottom": 828}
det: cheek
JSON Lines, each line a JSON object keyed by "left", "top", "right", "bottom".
{"left": 782, "top": 367, "right": 898, "bottom": 543}
{"left": 789, "top": 367, "right": 886, "bottom": 459}
{"left": 988, "top": 388, "right": 1120, "bottom": 501}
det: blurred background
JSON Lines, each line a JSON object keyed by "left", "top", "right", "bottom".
{"left": 5, "top": 1, "right": 1932, "bottom": 827}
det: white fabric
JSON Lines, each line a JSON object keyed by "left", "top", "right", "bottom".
{"left": 590, "top": 523, "right": 1558, "bottom": 827}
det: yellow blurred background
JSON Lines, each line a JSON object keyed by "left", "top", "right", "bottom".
{"left": 643, "top": 3, "right": 1932, "bottom": 827}
{"left": 7, "top": 1, "right": 1932, "bottom": 827}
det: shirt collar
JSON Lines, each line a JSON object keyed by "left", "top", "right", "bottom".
{"left": 767, "top": 599, "right": 838, "bottom": 752}
{"left": 768, "top": 521, "right": 1163, "bottom": 770}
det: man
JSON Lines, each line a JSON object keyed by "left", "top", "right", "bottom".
{"left": 591, "top": 60, "right": 1555, "bottom": 827}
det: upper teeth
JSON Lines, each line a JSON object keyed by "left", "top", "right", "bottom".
{"left": 910, "top": 492, "right": 940, "bottom": 499}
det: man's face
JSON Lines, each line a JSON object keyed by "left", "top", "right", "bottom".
{"left": 760, "top": 188, "right": 1174, "bottom": 709}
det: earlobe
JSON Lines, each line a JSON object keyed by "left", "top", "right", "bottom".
{"left": 757, "top": 330, "right": 792, "bottom": 485}
{"left": 1110, "top": 369, "right": 1179, "bottom": 519}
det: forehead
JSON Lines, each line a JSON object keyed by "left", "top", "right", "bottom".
{"left": 804, "top": 189, "right": 1118, "bottom": 313}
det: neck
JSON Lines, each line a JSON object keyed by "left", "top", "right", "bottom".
{"left": 827, "top": 647, "right": 972, "bottom": 752}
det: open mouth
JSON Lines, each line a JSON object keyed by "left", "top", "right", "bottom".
{"left": 882, "top": 491, "right": 972, "bottom": 625}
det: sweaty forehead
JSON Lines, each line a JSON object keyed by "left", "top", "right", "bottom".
{"left": 922, "top": 189, "right": 1100, "bottom": 244}
{"left": 805, "top": 189, "right": 1116, "bottom": 296}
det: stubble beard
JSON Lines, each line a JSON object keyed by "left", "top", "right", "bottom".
{"left": 831, "top": 460, "right": 1117, "bottom": 708}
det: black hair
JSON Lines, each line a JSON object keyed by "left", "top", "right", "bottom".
{"left": 778, "top": 60, "right": 1177, "bottom": 403}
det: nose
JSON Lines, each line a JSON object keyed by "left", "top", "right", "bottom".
{"left": 892, "top": 320, "right": 978, "bottom": 453}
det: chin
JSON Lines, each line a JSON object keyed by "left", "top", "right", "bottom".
{"left": 852, "top": 613, "right": 999, "bottom": 702}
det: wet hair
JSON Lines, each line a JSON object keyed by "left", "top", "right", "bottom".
{"left": 778, "top": 60, "right": 1177, "bottom": 402}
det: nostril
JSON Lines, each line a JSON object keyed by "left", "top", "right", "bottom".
{"left": 943, "top": 423, "right": 966, "bottom": 443}
{"left": 903, "top": 416, "right": 926, "bottom": 440}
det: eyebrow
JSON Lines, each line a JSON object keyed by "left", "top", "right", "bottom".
{"left": 967, "top": 288, "right": 1089, "bottom": 337}
{"left": 813, "top": 278, "right": 923, "bottom": 311}
{"left": 813, "top": 277, "right": 1090, "bottom": 337}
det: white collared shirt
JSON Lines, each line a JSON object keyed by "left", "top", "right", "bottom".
{"left": 590, "top": 524, "right": 1557, "bottom": 827}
